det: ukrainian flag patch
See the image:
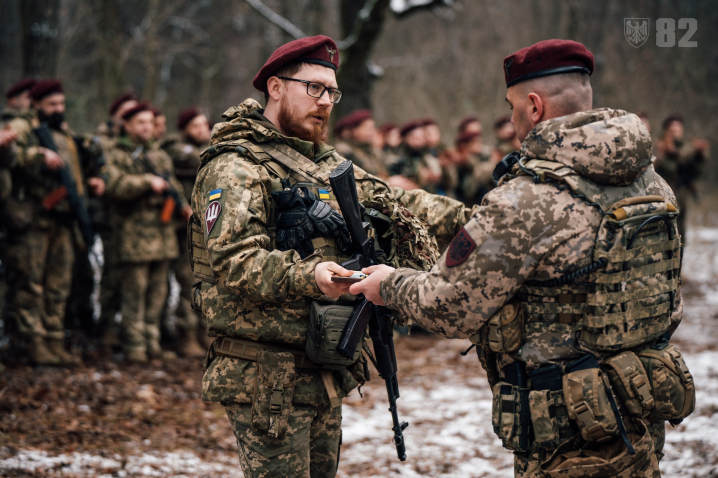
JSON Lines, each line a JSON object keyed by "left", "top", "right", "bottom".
{"left": 209, "top": 189, "right": 222, "bottom": 200}
{"left": 318, "top": 189, "right": 330, "bottom": 200}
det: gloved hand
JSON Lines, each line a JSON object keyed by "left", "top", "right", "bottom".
{"left": 306, "top": 199, "right": 352, "bottom": 255}
{"left": 272, "top": 187, "right": 315, "bottom": 258}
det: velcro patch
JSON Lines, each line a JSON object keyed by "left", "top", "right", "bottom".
{"left": 205, "top": 200, "right": 222, "bottom": 235}
{"left": 445, "top": 227, "right": 476, "bottom": 267}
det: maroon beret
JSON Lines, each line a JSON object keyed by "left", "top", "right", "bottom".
{"left": 253, "top": 35, "right": 340, "bottom": 92}
{"left": 419, "top": 117, "right": 437, "bottom": 127}
{"left": 379, "top": 123, "right": 398, "bottom": 135}
{"left": 151, "top": 106, "right": 164, "bottom": 117}
{"left": 455, "top": 131, "right": 480, "bottom": 147}
{"left": 30, "top": 79, "right": 63, "bottom": 101}
{"left": 458, "top": 115, "right": 479, "bottom": 131}
{"left": 400, "top": 120, "right": 424, "bottom": 137}
{"left": 177, "top": 107, "right": 204, "bottom": 130}
{"left": 121, "top": 101, "right": 153, "bottom": 121}
{"left": 493, "top": 115, "right": 512, "bottom": 130}
{"left": 503, "top": 39, "right": 594, "bottom": 88}
{"left": 337, "top": 109, "right": 372, "bottom": 132}
{"left": 109, "top": 92, "right": 139, "bottom": 115}
{"left": 6, "top": 78, "right": 37, "bottom": 99}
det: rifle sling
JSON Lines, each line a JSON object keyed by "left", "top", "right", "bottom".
{"left": 257, "top": 141, "right": 330, "bottom": 185}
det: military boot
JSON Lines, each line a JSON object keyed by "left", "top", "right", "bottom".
{"left": 27, "top": 336, "right": 62, "bottom": 366}
{"left": 177, "top": 329, "right": 206, "bottom": 358}
{"left": 47, "top": 338, "right": 81, "bottom": 366}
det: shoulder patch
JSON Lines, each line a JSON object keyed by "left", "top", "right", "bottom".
{"left": 209, "top": 188, "right": 222, "bottom": 200}
{"left": 445, "top": 227, "right": 476, "bottom": 267}
{"left": 205, "top": 200, "right": 222, "bottom": 235}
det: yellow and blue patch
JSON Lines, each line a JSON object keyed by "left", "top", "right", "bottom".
{"left": 209, "top": 188, "right": 222, "bottom": 200}
{"left": 318, "top": 189, "right": 330, "bottom": 200}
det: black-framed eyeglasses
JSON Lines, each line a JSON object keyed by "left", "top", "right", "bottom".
{"left": 277, "top": 77, "right": 343, "bottom": 104}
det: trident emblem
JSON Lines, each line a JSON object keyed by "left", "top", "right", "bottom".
{"left": 326, "top": 45, "right": 337, "bottom": 62}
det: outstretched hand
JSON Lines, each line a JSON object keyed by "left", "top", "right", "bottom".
{"left": 315, "top": 262, "right": 354, "bottom": 298}
{"left": 349, "top": 264, "right": 395, "bottom": 306}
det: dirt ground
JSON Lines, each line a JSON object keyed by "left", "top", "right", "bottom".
{"left": 1, "top": 214, "right": 718, "bottom": 477}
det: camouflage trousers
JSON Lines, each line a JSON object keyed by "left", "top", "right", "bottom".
{"left": 9, "top": 223, "right": 75, "bottom": 340}
{"left": 514, "top": 420, "right": 664, "bottom": 477}
{"left": 98, "top": 228, "right": 122, "bottom": 332}
{"left": 171, "top": 229, "right": 199, "bottom": 333}
{"left": 224, "top": 398, "right": 342, "bottom": 478}
{"left": 120, "top": 260, "right": 169, "bottom": 353}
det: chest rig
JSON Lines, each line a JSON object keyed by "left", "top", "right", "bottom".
{"left": 485, "top": 159, "right": 680, "bottom": 362}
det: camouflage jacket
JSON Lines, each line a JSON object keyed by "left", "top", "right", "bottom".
{"left": 161, "top": 134, "right": 206, "bottom": 230}
{"left": 380, "top": 108, "right": 682, "bottom": 371}
{"left": 5, "top": 112, "right": 100, "bottom": 227}
{"left": 105, "top": 136, "right": 186, "bottom": 263}
{"left": 192, "top": 99, "right": 471, "bottom": 403}
{"left": 334, "top": 139, "right": 388, "bottom": 178}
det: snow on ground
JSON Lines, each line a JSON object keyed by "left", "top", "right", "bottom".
{"left": 1, "top": 225, "right": 718, "bottom": 477}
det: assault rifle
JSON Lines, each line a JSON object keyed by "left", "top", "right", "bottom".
{"left": 131, "top": 145, "right": 184, "bottom": 223}
{"left": 329, "top": 160, "right": 409, "bottom": 461}
{"left": 34, "top": 124, "right": 95, "bottom": 247}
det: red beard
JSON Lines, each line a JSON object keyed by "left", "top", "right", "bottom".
{"left": 277, "top": 97, "right": 329, "bottom": 147}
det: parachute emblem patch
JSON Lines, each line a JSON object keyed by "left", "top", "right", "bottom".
{"left": 446, "top": 227, "right": 476, "bottom": 267}
{"left": 205, "top": 201, "right": 222, "bottom": 235}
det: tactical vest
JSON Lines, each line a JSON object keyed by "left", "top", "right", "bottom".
{"left": 484, "top": 158, "right": 680, "bottom": 360}
{"left": 189, "top": 138, "right": 354, "bottom": 284}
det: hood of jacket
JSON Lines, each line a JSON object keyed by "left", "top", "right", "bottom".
{"left": 520, "top": 108, "right": 653, "bottom": 186}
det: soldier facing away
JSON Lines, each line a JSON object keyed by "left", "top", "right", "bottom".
{"left": 352, "top": 39, "right": 693, "bottom": 477}
{"left": 104, "top": 102, "right": 191, "bottom": 363}
{"left": 190, "top": 35, "right": 471, "bottom": 477}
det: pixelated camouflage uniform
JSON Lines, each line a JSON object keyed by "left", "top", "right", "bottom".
{"left": 442, "top": 146, "right": 495, "bottom": 207}
{"left": 192, "top": 99, "right": 470, "bottom": 477}
{"left": 389, "top": 143, "right": 442, "bottom": 193}
{"left": 381, "top": 109, "right": 691, "bottom": 477}
{"left": 161, "top": 134, "right": 206, "bottom": 339}
{"left": 4, "top": 111, "right": 98, "bottom": 343}
{"left": 334, "top": 139, "right": 388, "bottom": 179}
{"left": 105, "top": 136, "right": 187, "bottom": 356}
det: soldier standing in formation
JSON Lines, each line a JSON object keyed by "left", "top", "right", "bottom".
{"left": 5, "top": 79, "right": 105, "bottom": 365}
{"left": 104, "top": 102, "right": 191, "bottom": 363}
{"left": 353, "top": 39, "right": 693, "bottom": 477}
{"left": 333, "top": 109, "right": 388, "bottom": 178}
{"left": 491, "top": 114, "right": 522, "bottom": 163}
{"left": 654, "top": 113, "right": 708, "bottom": 241}
{"left": 441, "top": 130, "right": 495, "bottom": 207}
{"left": 190, "top": 35, "right": 471, "bottom": 477}
{"left": 389, "top": 119, "right": 442, "bottom": 191}
{"left": 160, "top": 106, "right": 211, "bottom": 357}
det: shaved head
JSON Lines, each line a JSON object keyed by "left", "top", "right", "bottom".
{"left": 506, "top": 72, "right": 593, "bottom": 142}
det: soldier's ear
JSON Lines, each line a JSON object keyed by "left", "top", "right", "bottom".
{"left": 527, "top": 92, "right": 544, "bottom": 125}
{"left": 266, "top": 77, "right": 283, "bottom": 103}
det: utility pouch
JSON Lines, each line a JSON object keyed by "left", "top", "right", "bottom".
{"left": 528, "top": 389, "right": 575, "bottom": 449}
{"left": 251, "top": 350, "right": 296, "bottom": 438}
{"left": 306, "top": 301, "right": 361, "bottom": 366}
{"left": 491, "top": 381, "right": 531, "bottom": 452}
{"left": 487, "top": 303, "right": 524, "bottom": 353}
{"left": 603, "top": 351, "right": 654, "bottom": 418}
{"left": 540, "top": 419, "right": 656, "bottom": 477}
{"left": 638, "top": 343, "right": 695, "bottom": 423}
{"left": 562, "top": 367, "right": 618, "bottom": 443}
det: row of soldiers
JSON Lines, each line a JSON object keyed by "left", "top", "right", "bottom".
{"left": 330, "top": 107, "right": 706, "bottom": 235}
{"left": 0, "top": 78, "right": 212, "bottom": 366}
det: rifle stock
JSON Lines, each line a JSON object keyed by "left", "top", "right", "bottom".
{"left": 329, "top": 160, "right": 408, "bottom": 461}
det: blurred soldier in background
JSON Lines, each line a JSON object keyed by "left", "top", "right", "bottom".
{"left": 5, "top": 79, "right": 105, "bottom": 365}
{"left": 655, "top": 113, "right": 709, "bottom": 241}
{"left": 491, "top": 115, "right": 521, "bottom": 163}
{"left": 95, "top": 93, "right": 140, "bottom": 349}
{"left": 160, "top": 106, "right": 210, "bottom": 357}
{"left": 104, "top": 102, "right": 191, "bottom": 363}
{"left": 441, "top": 130, "right": 494, "bottom": 206}
{"left": 333, "top": 109, "right": 388, "bottom": 178}
{"left": 636, "top": 111, "right": 650, "bottom": 136}
{"left": 422, "top": 117, "right": 445, "bottom": 157}
{"left": 389, "top": 120, "right": 441, "bottom": 191}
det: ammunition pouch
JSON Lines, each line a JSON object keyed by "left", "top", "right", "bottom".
{"left": 563, "top": 365, "right": 619, "bottom": 443}
{"left": 252, "top": 350, "right": 296, "bottom": 438}
{"left": 188, "top": 215, "right": 215, "bottom": 283}
{"left": 306, "top": 301, "right": 363, "bottom": 367}
{"left": 487, "top": 303, "right": 524, "bottom": 353}
{"left": 603, "top": 351, "right": 654, "bottom": 418}
{"left": 491, "top": 381, "right": 531, "bottom": 452}
{"left": 638, "top": 343, "right": 695, "bottom": 424}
